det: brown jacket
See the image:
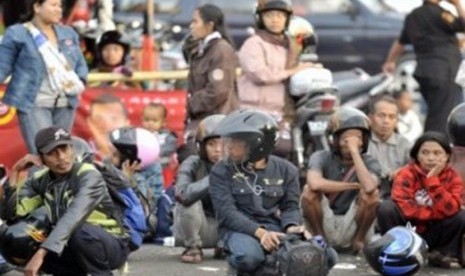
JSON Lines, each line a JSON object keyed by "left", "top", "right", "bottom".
{"left": 187, "top": 38, "right": 239, "bottom": 123}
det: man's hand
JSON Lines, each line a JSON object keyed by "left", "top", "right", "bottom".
{"left": 24, "top": 248, "right": 47, "bottom": 276}
{"left": 286, "top": 225, "right": 312, "bottom": 239}
{"left": 122, "top": 160, "right": 141, "bottom": 178}
{"left": 345, "top": 136, "right": 362, "bottom": 156}
{"left": 12, "top": 154, "right": 42, "bottom": 172}
{"left": 382, "top": 61, "right": 396, "bottom": 74}
{"left": 260, "top": 231, "right": 285, "bottom": 252}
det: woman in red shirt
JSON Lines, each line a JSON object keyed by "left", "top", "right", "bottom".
{"left": 377, "top": 131, "right": 465, "bottom": 268}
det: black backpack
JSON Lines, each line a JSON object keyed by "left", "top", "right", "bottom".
{"left": 276, "top": 234, "right": 333, "bottom": 276}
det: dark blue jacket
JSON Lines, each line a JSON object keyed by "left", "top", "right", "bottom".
{"left": 209, "top": 155, "right": 302, "bottom": 238}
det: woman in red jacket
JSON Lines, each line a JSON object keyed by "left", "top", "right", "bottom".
{"left": 377, "top": 131, "right": 465, "bottom": 268}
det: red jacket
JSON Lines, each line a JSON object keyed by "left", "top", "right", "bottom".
{"left": 392, "top": 162, "right": 463, "bottom": 232}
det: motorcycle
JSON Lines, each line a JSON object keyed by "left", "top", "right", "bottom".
{"left": 290, "top": 68, "right": 390, "bottom": 183}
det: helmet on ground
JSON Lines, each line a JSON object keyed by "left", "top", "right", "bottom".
{"left": 0, "top": 207, "right": 51, "bottom": 266}
{"left": 327, "top": 107, "right": 370, "bottom": 153}
{"left": 364, "top": 226, "right": 428, "bottom": 276}
{"left": 255, "top": 0, "right": 293, "bottom": 30}
{"left": 195, "top": 114, "right": 226, "bottom": 160}
{"left": 288, "top": 16, "right": 318, "bottom": 52}
{"left": 214, "top": 109, "right": 278, "bottom": 163}
{"left": 72, "top": 136, "right": 95, "bottom": 163}
{"left": 447, "top": 103, "right": 465, "bottom": 147}
{"left": 109, "top": 127, "right": 160, "bottom": 169}
{"left": 96, "top": 30, "right": 131, "bottom": 65}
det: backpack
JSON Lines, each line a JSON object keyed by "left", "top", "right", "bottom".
{"left": 96, "top": 163, "right": 148, "bottom": 251}
{"left": 276, "top": 234, "right": 333, "bottom": 276}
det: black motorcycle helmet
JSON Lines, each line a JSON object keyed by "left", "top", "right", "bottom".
{"left": 195, "top": 114, "right": 226, "bottom": 161}
{"left": 364, "top": 226, "right": 427, "bottom": 276}
{"left": 447, "top": 103, "right": 465, "bottom": 147}
{"left": 0, "top": 207, "right": 51, "bottom": 266}
{"left": 255, "top": 0, "right": 293, "bottom": 31}
{"left": 327, "top": 107, "right": 370, "bottom": 154}
{"left": 96, "top": 30, "right": 131, "bottom": 66}
{"left": 214, "top": 109, "right": 278, "bottom": 164}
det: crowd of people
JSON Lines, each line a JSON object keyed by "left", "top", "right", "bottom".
{"left": 1, "top": 0, "right": 465, "bottom": 275}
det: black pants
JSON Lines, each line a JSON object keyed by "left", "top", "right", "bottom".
{"left": 377, "top": 200, "right": 465, "bottom": 259}
{"left": 41, "top": 223, "right": 130, "bottom": 276}
{"left": 415, "top": 76, "right": 463, "bottom": 134}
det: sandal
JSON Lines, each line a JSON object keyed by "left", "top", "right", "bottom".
{"left": 428, "top": 251, "right": 462, "bottom": 269}
{"left": 180, "top": 246, "right": 203, "bottom": 263}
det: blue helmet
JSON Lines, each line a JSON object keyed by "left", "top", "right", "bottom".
{"left": 364, "top": 226, "right": 428, "bottom": 276}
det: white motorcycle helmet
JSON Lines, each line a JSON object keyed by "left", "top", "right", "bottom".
{"left": 287, "top": 16, "right": 318, "bottom": 51}
{"left": 290, "top": 67, "right": 333, "bottom": 97}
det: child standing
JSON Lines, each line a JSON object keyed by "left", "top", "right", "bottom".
{"left": 393, "top": 89, "right": 423, "bottom": 144}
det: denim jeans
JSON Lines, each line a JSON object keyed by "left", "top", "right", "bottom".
{"left": 17, "top": 105, "right": 76, "bottom": 153}
{"left": 224, "top": 224, "right": 281, "bottom": 273}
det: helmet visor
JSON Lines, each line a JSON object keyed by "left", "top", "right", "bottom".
{"left": 222, "top": 137, "right": 251, "bottom": 164}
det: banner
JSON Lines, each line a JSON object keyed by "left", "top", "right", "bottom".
{"left": 0, "top": 86, "right": 187, "bottom": 170}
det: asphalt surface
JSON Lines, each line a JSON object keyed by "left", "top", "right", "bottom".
{"left": 5, "top": 245, "right": 465, "bottom": 276}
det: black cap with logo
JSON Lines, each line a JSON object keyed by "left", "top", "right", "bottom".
{"left": 34, "top": 127, "right": 72, "bottom": 154}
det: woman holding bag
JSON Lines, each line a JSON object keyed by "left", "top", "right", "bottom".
{"left": 0, "top": 0, "right": 88, "bottom": 153}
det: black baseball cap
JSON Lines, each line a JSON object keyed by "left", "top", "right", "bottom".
{"left": 34, "top": 127, "right": 72, "bottom": 154}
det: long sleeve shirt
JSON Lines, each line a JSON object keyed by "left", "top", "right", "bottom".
{"left": 392, "top": 162, "right": 463, "bottom": 232}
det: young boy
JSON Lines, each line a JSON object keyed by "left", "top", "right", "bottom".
{"left": 142, "top": 103, "right": 178, "bottom": 169}
{"left": 392, "top": 89, "right": 423, "bottom": 144}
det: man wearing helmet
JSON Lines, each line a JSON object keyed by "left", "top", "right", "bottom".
{"left": 209, "top": 110, "right": 305, "bottom": 274}
{"left": 173, "top": 114, "right": 225, "bottom": 264}
{"left": 448, "top": 103, "right": 465, "bottom": 205}
{"left": 3, "top": 126, "right": 129, "bottom": 275}
{"left": 301, "top": 107, "right": 382, "bottom": 253}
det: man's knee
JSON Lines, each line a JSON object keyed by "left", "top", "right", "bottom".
{"left": 226, "top": 233, "right": 265, "bottom": 272}
{"left": 301, "top": 186, "right": 321, "bottom": 208}
{"left": 358, "top": 189, "right": 380, "bottom": 209}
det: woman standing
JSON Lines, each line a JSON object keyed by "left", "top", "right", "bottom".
{"left": 185, "top": 4, "right": 239, "bottom": 136}
{"left": 377, "top": 131, "right": 465, "bottom": 268}
{"left": 0, "top": 0, "right": 88, "bottom": 153}
{"left": 238, "top": 0, "right": 316, "bottom": 155}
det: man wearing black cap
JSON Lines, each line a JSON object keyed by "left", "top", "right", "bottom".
{"left": 5, "top": 126, "right": 129, "bottom": 276}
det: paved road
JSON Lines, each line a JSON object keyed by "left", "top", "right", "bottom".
{"left": 5, "top": 245, "right": 464, "bottom": 275}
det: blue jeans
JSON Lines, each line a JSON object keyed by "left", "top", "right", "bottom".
{"left": 225, "top": 232, "right": 265, "bottom": 273}
{"left": 17, "top": 105, "right": 76, "bottom": 154}
{"left": 224, "top": 224, "right": 281, "bottom": 273}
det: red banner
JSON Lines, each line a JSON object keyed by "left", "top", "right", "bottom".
{"left": 0, "top": 86, "right": 187, "bottom": 170}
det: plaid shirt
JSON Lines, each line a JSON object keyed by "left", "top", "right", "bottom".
{"left": 392, "top": 162, "right": 463, "bottom": 232}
